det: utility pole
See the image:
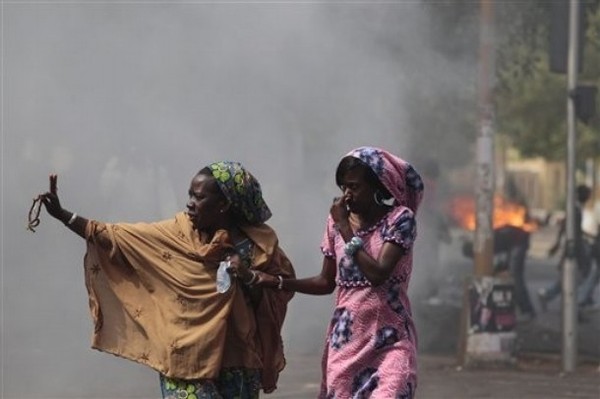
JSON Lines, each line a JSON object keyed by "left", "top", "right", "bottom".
{"left": 563, "top": 0, "right": 580, "bottom": 373}
{"left": 460, "top": 1, "right": 515, "bottom": 366}
{"left": 474, "top": 0, "right": 495, "bottom": 277}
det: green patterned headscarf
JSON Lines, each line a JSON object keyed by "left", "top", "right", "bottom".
{"left": 208, "top": 161, "right": 272, "bottom": 225}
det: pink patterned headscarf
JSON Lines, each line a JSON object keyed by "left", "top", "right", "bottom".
{"left": 345, "top": 147, "right": 424, "bottom": 214}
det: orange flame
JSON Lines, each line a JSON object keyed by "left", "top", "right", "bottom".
{"left": 447, "top": 195, "right": 538, "bottom": 232}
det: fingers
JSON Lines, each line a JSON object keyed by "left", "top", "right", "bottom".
{"left": 227, "top": 253, "right": 241, "bottom": 262}
{"left": 224, "top": 256, "right": 255, "bottom": 282}
{"left": 225, "top": 259, "right": 241, "bottom": 276}
{"left": 39, "top": 191, "right": 56, "bottom": 204}
{"left": 50, "top": 174, "right": 57, "bottom": 194}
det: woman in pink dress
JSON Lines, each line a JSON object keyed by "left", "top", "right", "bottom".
{"left": 279, "top": 146, "right": 424, "bottom": 398}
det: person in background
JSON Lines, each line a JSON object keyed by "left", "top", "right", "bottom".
{"left": 265, "top": 147, "right": 423, "bottom": 398}
{"left": 39, "top": 161, "right": 295, "bottom": 399}
{"left": 538, "top": 184, "right": 592, "bottom": 312}
{"left": 461, "top": 222, "right": 536, "bottom": 322}
{"left": 577, "top": 194, "right": 600, "bottom": 308}
{"left": 496, "top": 178, "right": 537, "bottom": 321}
{"left": 494, "top": 225, "right": 537, "bottom": 321}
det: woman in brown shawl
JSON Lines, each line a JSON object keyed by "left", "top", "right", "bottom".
{"left": 40, "top": 161, "right": 295, "bottom": 399}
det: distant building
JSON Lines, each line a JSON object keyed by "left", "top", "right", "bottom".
{"left": 505, "top": 157, "right": 566, "bottom": 211}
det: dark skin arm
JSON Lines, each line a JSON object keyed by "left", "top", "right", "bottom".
{"left": 330, "top": 197, "right": 406, "bottom": 287}
{"left": 226, "top": 248, "right": 337, "bottom": 295}
{"left": 40, "top": 174, "right": 89, "bottom": 239}
{"left": 279, "top": 256, "right": 337, "bottom": 295}
{"left": 269, "top": 198, "right": 406, "bottom": 294}
{"left": 225, "top": 253, "right": 266, "bottom": 305}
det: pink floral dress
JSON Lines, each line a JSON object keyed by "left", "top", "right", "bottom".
{"left": 319, "top": 206, "right": 418, "bottom": 399}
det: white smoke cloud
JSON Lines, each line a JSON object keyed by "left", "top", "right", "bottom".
{"left": 3, "top": 2, "right": 475, "bottom": 397}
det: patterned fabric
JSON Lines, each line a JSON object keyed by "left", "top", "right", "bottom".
{"left": 318, "top": 148, "right": 421, "bottom": 399}
{"left": 83, "top": 213, "right": 295, "bottom": 391}
{"left": 346, "top": 147, "right": 424, "bottom": 215}
{"left": 234, "top": 238, "right": 254, "bottom": 270}
{"left": 160, "top": 368, "right": 261, "bottom": 399}
{"left": 208, "top": 161, "right": 272, "bottom": 225}
{"left": 320, "top": 208, "right": 418, "bottom": 398}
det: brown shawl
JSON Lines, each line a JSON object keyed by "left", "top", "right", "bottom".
{"left": 83, "top": 212, "right": 294, "bottom": 392}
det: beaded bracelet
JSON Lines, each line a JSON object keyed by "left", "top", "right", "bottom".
{"left": 344, "top": 236, "right": 364, "bottom": 257}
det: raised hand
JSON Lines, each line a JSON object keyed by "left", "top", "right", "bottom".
{"left": 40, "top": 174, "right": 65, "bottom": 221}
{"left": 330, "top": 196, "right": 350, "bottom": 224}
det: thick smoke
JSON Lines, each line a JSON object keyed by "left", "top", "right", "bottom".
{"left": 2, "top": 3, "right": 474, "bottom": 397}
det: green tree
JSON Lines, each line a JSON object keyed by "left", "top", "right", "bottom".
{"left": 495, "top": 1, "right": 600, "bottom": 161}
{"left": 421, "top": 1, "right": 599, "bottom": 163}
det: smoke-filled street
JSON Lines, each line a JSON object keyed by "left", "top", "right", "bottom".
{"left": 2, "top": 2, "right": 600, "bottom": 398}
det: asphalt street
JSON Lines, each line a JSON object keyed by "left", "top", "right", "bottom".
{"left": 271, "top": 225, "right": 600, "bottom": 398}
{"left": 271, "top": 353, "right": 600, "bottom": 398}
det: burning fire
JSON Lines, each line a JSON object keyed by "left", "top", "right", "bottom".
{"left": 447, "top": 195, "right": 538, "bottom": 232}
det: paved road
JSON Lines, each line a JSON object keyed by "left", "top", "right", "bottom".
{"left": 271, "top": 353, "right": 600, "bottom": 398}
{"left": 271, "top": 226, "right": 600, "bottom": 398}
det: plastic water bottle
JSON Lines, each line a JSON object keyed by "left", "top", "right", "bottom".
{"left": 216, "top": 260, "right": 232, "bottom": 293}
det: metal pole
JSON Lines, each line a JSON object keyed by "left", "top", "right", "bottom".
{"left": 562, "top": 0, "right": 580, "bottom": 373}
{"left": 474, "top": 0, "right": 494, "bottom": 277}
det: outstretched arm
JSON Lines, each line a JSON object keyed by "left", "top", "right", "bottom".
{"left": 279, "top": 256, "right": 337, "bottom": 295}
{"left": 229, "top": 252, "right": 337, "bottom": 295}
{"left": 40, "top": 174, "right": 89, "bottom": 239}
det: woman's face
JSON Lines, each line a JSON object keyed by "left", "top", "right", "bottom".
{"left": 186, "top": 173, "right": 228, "bottom": 230}
{"left": 338, "top": 167, "right": 376, "bottom": 215}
